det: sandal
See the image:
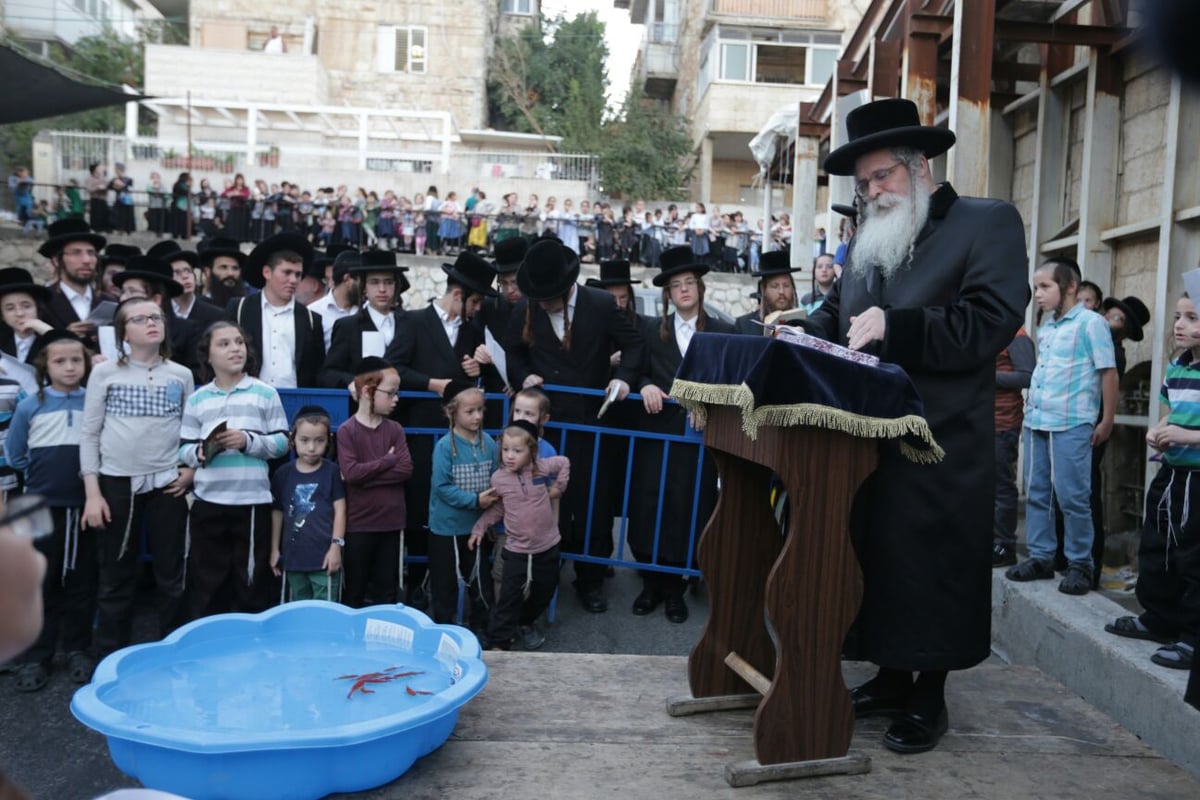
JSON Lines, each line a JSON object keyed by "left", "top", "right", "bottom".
{"left": 1151, "top": 643, "right": 1195, "bottom": 671}
{"left": 1104, "top": 616, "right": 1174, "bottom": 644}
{"left": 65, "top": 651, "right": 95, "bottom": 684}
{"left": 14, "top": 663, "right": 49, "bottom": 693}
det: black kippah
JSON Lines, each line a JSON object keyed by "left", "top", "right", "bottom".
{"left": 506, "top": 419, "right": 540, "bottom": 441}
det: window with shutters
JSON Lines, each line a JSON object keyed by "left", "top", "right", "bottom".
{"left": 501, "top": 0, "right": 535, "bottom": 14}
{"left": 377, "top": 25, "right": 428, "bottom": 74}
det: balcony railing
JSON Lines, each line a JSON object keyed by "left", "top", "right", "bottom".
{"left": 709, "top": 0, "right": 827, "bottom": 19}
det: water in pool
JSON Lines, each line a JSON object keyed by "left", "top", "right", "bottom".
{"left": 97, "top": 634, "right": 454, "bottom": 733}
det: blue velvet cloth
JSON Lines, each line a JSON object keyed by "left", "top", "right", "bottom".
{"left": 670, "top": 332, "right": 941, "bottom": 461}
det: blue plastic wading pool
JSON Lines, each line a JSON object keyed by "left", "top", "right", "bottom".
{"left": 71, "top": 601, "right": 488, "bottom": 800}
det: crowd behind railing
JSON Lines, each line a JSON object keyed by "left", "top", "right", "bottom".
{"left": 6, "top": 166, "right": 815, "bottom": 273}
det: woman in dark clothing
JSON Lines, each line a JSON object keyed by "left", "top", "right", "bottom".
{"left": 170, "top": 172, "right": 192, "bottom": 239}
{"left": 222, "top": 173, "right": 251, "bottom": 242}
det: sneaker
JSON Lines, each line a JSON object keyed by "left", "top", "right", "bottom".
{"left": 1005, "top": 557, "right": 1055, "bottom": 582}
{"left": 519, "top": 625, "right": 546, "bottom": 651}
{"left": 992, "top": 542, "right": 1017, "bottom": 568}
{"left": 1058, "top": 564, "right": 1092, "bottom": 595}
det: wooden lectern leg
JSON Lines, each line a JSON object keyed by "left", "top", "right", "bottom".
{"left": 725, "top": 753, "right": 872, "bottom": 787}
{"left": 687, "top": 450, "right": 782, "bottom": 699}
{"left": 754, "top": 432, "right": 877, "bottom": 766}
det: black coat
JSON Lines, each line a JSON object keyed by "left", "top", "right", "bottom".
{"left": 629, "top": 312, "right": 734, "bottom": 564}
{"left": 42, "top": 282, "right": 103, "bottom": 349}
{"left": 805, "top": 184, "right": 1029, "bottom": 671}
{"left": 321, "top": 308, "right": 405, "bottom": 389}
{"left": 177, "top": 296, "right": 228, "bottom": 333}
{"left": 734, "top": 310, "right": 763, "bottom": 335}
{"left": 226, "top": 295, "right": 325, "bottom": 388}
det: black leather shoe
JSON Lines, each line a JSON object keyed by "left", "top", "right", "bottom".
{"left": 577, "top": 585, "right": 608, "bottom": 613}
{"left": 883, "top": 708, "right": 949, "bottom": 754}
{"left": 849, "top": 684, "right": 910, "bottom": 718}
{"left": 632, "top": 587, "right": 661, "bottom": 616}
{"left": 664, "top": 594, "right": 688, "bottom": 624}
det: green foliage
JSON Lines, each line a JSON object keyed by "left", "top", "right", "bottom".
{"left": 0, "top": 29, "right": 148, "bottom": 177}
{"left": 488, "top": 12, "right": 608, "bottom": 152}
{"left": 597, "top": 84, "right": 696, "bottom": 200}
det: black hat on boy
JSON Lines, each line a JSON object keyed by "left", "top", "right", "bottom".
{"left": 112, "top": 255, "right": 184, "bottom": 298}
{"left": 0, "top": 267, "right": 51, "bottom": 305}
{"left": 354, "top": 355, "right": 393, "bottom": 377}
{"left": 493, "top": 237, "right": 528, "bottom": 275}
{"left": 441, "top": 379, "right": 478, "bottom": 404}
{"left": 506, "top": 419, "right": 540, "bottom": 441}
{"left": 442, "top": 252, "right": 498, "bottom": 298}
{"left": 823, "top": 98, "right": 957, "bottom": 176}
{"left": 751, "top": 250, "right": 803, "bottom": 279}
{"left": 38, "top": 218, "right": 106, "bottom": 258}
{"left": 517, "top": 239, "right": 579, "bottom": 301}
{"left": 197, "top": 237, "right": 246, "bottom": 269}
{"left": 102, "top": 243, "right": 142, "bottom": 267}
{"left": 587, "top": 259, "right": 638, "bottom": 290}
{"left": 652, "top": 247, "right": 710, "bottom": 288}
{"left": 352, "top": 250, "right": 411, "bottom": 295}
{"left": 1102, "top": 295, "right": 1151, "bottom": 342}
{"left": 244, "top": 233, "right": 314, "bottom": 289}
{"left": 146, "top": 239, "right": 199, "bottom": 270}
{"left": 36, "top": 328, "right": 87, "bottom": 349}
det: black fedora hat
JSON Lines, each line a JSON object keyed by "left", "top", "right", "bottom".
{"left": 102, "top": 243, "right": 142, "bottom": 267}
{"left": 824, "top": 98, "right": 956, "bottom": 176}
{"left": 113, "top": 256, "right": 184, "bottom": 298}
{"left": 752, "top": 250, "right": 803, "bottom": 279}
{"left": 517, "top": 239, "right": 579, "bottom": 301}
{"left": 652, "top": 247, "right": 709, "bottom": 288}
{"left": 197, "top": 236, "right": 246, "bottom": 268}
{"left": 331, "top": 249, "right": 362, "bottom": 284}
{"left": 442, "top": 252, "right": 499, "bottom": 298}
{"left": 0, "top": 267, "right": 51, "bottom": 304}
{"left": 146, "top": 239, "right": 199, "bottom": 270}
{"left": 314, "top": 243, "right": 357, "bottom": 271}
{"left": 1103, "top": 295, "right": 1151, "bottom": 342}
{"left": 38, "top": 218, "right": 106, "bottom": 258}
{"left": 351, "top": 249, "right": 410, "bottom": 276}
{"left": 245, "top": 233, "right": 314, "bottom": 289}
{"left": 587, "top": 259, "right": 637, "bottom": 290}
{"left": 493, "top": 237, "right": 528, "bottom": 275}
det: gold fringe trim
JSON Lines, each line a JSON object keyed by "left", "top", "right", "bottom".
{"left": 669, "top": 378, "right": 944, "bottom": 464}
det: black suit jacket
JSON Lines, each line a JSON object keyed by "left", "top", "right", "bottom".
{"left": 42, "top": 282, "right": 103, "bottom": 348}
{"left": 320, "top": 309, "right": 405, "bottom": 389}
{"left": 226, "top": 295, "right": 325, "bottom": 388}
{"left": 178, "top": 296, "right": 229, "bottom": 333}
{"left": 383, "top": 304, "right": 488, "bottom": 427}
{"left": 503, "top": 284, "right": 645, "bottom": 422}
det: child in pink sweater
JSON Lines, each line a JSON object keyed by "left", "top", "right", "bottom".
{"left": 469, "top": 420, "right": 568, "bottom": 650}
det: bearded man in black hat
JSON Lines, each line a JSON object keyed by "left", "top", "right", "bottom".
{"left": 504, "top": 239, "right": 646, "bottom": 613}
{"left": 146, "top": 240, "right": 226, "bottom": 334}
{"left": 734, "top": 250, "right": 803, "bottom": 334}
{"left": 802, "top": 98, "right": 1029, "bottom": 754}
{"left": 198, "top": 237, "right": 248, "bottom": 308}
{"left": 39, "top": 218, "right": 107, "bottom": 346}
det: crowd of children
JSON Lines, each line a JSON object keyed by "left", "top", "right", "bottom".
{"left": 2, "top": 322, "right": 571, "bottom": 692}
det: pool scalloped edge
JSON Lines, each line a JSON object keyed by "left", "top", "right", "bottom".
{"left": 70, "top": 601, "right": 487, "bottom": 800}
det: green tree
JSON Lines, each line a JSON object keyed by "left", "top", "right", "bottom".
{"left": 0, "top": 29, "right": 149, "bottom": 179}
{"left": 488, "top": 12, "right": 608, "bottom": 152}
{"left": 598, "top": 85, "right": 695, "bottom": 199}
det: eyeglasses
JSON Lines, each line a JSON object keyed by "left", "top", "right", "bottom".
{"left": 126, "top": 314, "right": 166, "bottom": 326}
{"left": 172, "top": 267, "right": 194, "bottom": 278}
{"left": 854, "top": 161, "right": 907, "bottom": 199}
{"left": 0, "top": 494, "right": 53, "bottom": 541}
{"left": 375, "top": 387, "right": 401, "bottom": 398}
{"left": 668, "top": 278, "right": 699, "bottom": 290}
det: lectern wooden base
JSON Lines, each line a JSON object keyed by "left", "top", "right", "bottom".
{"left": 676, "top": 404, "right": 880, "bottom": 785}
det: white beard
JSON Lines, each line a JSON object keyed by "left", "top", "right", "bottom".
{"left": 849, "top": 187, "right": 931, "bottom": 280}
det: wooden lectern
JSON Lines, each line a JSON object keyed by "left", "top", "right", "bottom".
{"left": 667, "top": 333, "right": 943, "bottom": 787}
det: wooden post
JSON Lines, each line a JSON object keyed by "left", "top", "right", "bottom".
{"left": 948, "top": 0, "right": 995, "bottom": 196}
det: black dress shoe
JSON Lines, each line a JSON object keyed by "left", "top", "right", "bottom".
{"left": 664, "top": 594, "right": 688, "bottom": 624}
{"left": 883, "top": 708, "right": 949, "bottom": 754}
{"left": 849, "top": 684, "right": 910, "bottom": 718}
{"left": 577, "top": 585, "right": 608, "bottom": 613}
{"left": 632, "top": 587, "right": 661, "bottom": 616}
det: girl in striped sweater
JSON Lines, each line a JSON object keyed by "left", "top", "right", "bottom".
{"left": 179, "top": 321, "right": 289, "bottom": 617}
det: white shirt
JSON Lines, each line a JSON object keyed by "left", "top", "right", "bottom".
{"left": 258, "top": 294, "right": 297, "bottom": 389}
{"left": 172, "top": 295, "right": 195, "bottom": 319}
{"left": 14, "top": 332, "right": 34, "bottom": 364}
{"left": 60, "top": 281, "right": 92, "bottom": 323}
{"left": 433, "top": 301, "right": 461, "bottom": 348}
{"left": 674, "top": 312, "right": 698, "bottom": 358}
{"left": 308, "top": 296, "right": 354, "bottom": 350}
{"left": 366, "top": 305, "right": 395, "bottom": 349}
{"left": 263, "top": 35, "right": 284, "bottom": 54}
{"left": 548, "top": 286, "right": 577, "bottom": 341}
